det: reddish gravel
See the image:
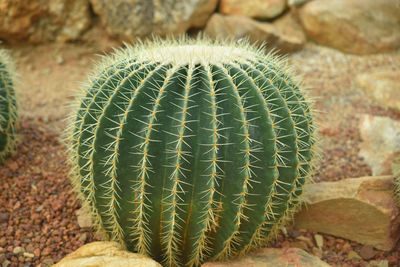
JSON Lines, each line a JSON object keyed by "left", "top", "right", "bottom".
{"left": 0, "top": 119, "right": 97, "bottom": 267}
{"left": 0, "top": 40, "right": 400, "bottom": 266}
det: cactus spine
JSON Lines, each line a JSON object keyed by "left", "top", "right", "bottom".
{"left": 0, "top": 50, "right": 18, "bottom": 163}
{"left": 68, "top": 38, "right": 318, "bottom": 266}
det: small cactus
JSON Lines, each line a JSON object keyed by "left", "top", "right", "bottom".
{"left": 67, "top": 38, "right": 318, "bottom": 266}
{"left": 0, "top": 50, "right": 18, "bottom": 164}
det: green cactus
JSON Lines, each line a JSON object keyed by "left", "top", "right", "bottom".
{"left": 67, "top": 38, "right": 318, "bottom": 266}
{"left": 0, "top": 50, "right": 18, "bottom": 164}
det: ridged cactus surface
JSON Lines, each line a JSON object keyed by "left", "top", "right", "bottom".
{"left": 0, "top": 50, "right": 18, "bottom": 163}
{"left": 68, "top": 38, "right": 317, "bottom": 266}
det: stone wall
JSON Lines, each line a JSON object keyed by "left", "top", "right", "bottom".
{"left": 1, "top": 0, "right": 399, "bottom": 54}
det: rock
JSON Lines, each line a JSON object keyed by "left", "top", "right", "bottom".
{"left": 348, "top": 250, "right": 362, "bottom": 260}
{"left": 356, "top": 71, "right": 400, "bottom": 111}
{"left": 35, "top": 205, "right": 44, "bottom": 212}
{"left": 311, "top": 247, "right": 322, "bottom": 259}
{"left": 314, "top": 234, "right": 323, "bottom": 249}
{"left": 2, "top": 260, "right": 11, "bottom": 267}
{"left": 294, "top": 176, "right": 400, "bottom": 251}
{"left": 291, "top": 241, "right": 308, "bottom": 250}
{"left": 204, "top": 13, "right": 306, "bottom": 53}
{"left": 359, "top": 245, "right": 376, "bottom": 260}
{"left": 6, "top": 161, "right": 18, "bottom": 172}
{"left": 367, "top": 260, "right": 389, "bottom": 267}
{"left": 13, "top": 246, "right": 25, "bottom": 255}
{"left": 0, "top": 213, "right": 9, "bottom": 224}
{"left": 53, "top": 241, "right": 161, "bottom": 267}
{"left": 25, "top": 244, "right": 34, "bottom": 254}
{"left": 202, "top": 247, "right": 331, "bottom": 267}
{"left": 298, "top": 0, "right": 400, "bottom": 54}
{"left": 273, "top": 11, "right": 307, "bottom": 53}
{"left": 76, "top": 206, "right": 92, "bottom": 228}
{"left": 90, "top": 0, "right": 218, "bottom": 40}
{"left": 23, "top": 252, "right": 34, "bottom": 258}
{"left": 288, "top": 0, "right": 310, "bottom": 6}
{"left": 296, "top": 236, "right": 313, "bottom": 248}
{"left": 78, "top": 233, "right": 87, "bottom": 242}
{"left": 359, "top": 115, "right": 400, "bottom": 175}
{"left": 42, "top": 247, "right": 53, "bottom": 257}
{"left": 41, "top": 258, "right": 54, "bottom": 267}
{"left": 219, "top": 0, "right": 286, "bottom": 19}
{"left": 0, "top": 0, "right": 91, "bottom": 43}
{"left": 56, "top": 55, "right": 65, "bottom": 65}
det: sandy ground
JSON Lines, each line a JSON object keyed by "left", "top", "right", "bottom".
{"left": 1, "top": 34, "right": 400, "bottom": 266}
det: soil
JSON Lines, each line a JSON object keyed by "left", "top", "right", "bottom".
{"left": 0, "top": 31, "right": 400, "bottom": 267}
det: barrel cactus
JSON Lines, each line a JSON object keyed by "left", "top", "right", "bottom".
{"left": 68, "top": 38, "right": 318, "bottom": 266}
{"left": 0, "top": 50, "right": 18, "bottom": 164}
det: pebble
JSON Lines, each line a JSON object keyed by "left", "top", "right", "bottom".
{"left": 360, "top": 245, "right": 376, "bottom": 260}
{"left": 2, "top": 260, "right": 11, "bottom": 267}
{"left": 76, "top": 207, "right": 92, "bottom": 228}
{"left": 78, "top": 233, "right": 87, "bottom": 242}
{"left": 35, "top": 205, "right": 44, "bottom": 212}
{"left": 13, "top": 246, "right": 25, "bottom": 254}
{"left": 0, "top": 213, "right": 9, "bottom": 224}
{"left": 314, "top": 234, "right": 323, "bottom": 249}
{"left": 33, "top": 248, "right": 41, "bottom": 257}
{"left": 56, "top": 55, "right": 64, "bottom": 65}
{"left": 288, "top": 229, "right": 301, "bottom": 238}
{"left": 41, "top": 258, "right": 54, "bottom": 266}
{"left": 366, "top": 260, "right": 389, "bottom": 267}
{"left": 348, "top": 250, "right": 362, "bottom": 260}
{"left": 25, "top": 244, "right": 34, "bottom": 254}
{"left": 23, "top": 252, "right": 34, "bottom": 258}
{"left": 7, "top": 161, "right": 18, "bottom": 172}
{"left": 41, "top": 247, "right": 52, "bottom": 256}
{"left": 296, "top": 235, "right": 314, "bottom": 248}
{"left": 312, "top": 247, "right": 323, "bottom": 258}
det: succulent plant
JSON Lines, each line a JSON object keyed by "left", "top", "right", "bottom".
{"left": 0, "top": 50, "right": 18, "bottom": 164}
{"left": 68, "top": 38, "right": 318, "bottom": 266}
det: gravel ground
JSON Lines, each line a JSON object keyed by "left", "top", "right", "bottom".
{"left": 0, "top": 38, "right": 399, "bottom": 266}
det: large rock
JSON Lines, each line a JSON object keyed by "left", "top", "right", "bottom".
{"left": 273, "top": 11, "right": 307, "bottom": 53}
{"left": 204, "top": 14, "right": 306, "bottom": 53}
{"left": 0, "top": 0, "right": 91, "bottom": 43}
{"left": 298, "top": 0, "right": 400, "bottom": 54}
{"left": 356, "top": 71, "right": 400, "bottom": 112}
{"left": 202, "top": 247, "right": 331, "bottom": 267}
{"left": 54, "top": 242, "right": 161, "bottom": 267}
{"left": 295, "top": 176, "right": 400, "bottom": 251}
{"left": 288, "top": 0, "right": 310, "bottom": 7}
{"left": 90, "top": 0, "right": 218, "bottom": 40}
{"left": 359, "top": 115, "right": 400, "bottom": 176}
{"left": 219, "top": 0, "right": 286, "bottom": 20}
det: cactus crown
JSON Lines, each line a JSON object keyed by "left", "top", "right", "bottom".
{"left": 67, "top": 37, "right": 318, "bottom": 267}
{"left": 0, "top": 49, "right": 18, "bottom": 163}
